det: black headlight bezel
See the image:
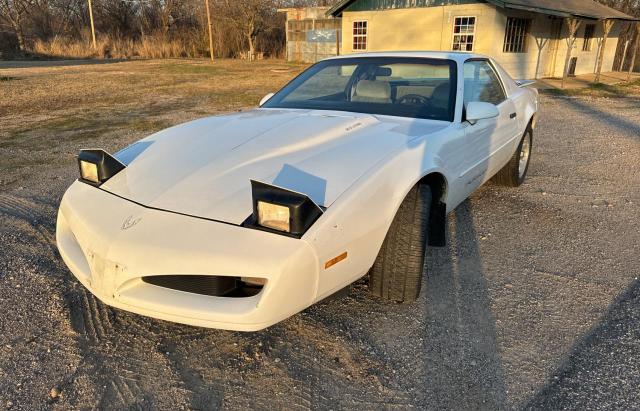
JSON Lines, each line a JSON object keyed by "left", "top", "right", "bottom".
{"left": 77, "top": 149, "right": 126, "bottom": 187}
{"left": 243, "top": 180, "right": 324, "bottom": 238}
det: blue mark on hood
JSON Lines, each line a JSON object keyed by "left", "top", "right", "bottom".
{"left": 272, "top": 164, "right": 327, "bottom": 206}
{"left": 114, "top": 141, "right": 154, "bottom": 165}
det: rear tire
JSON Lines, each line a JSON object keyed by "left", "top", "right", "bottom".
{"left": 492, "top": 126, "right": 533, "bottom": 187}
{"left": 369, "top": 184, "right": 431, "bottom": 302}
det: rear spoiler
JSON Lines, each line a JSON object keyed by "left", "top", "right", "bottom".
{"left": 515, "top": 79, "right": 537, "bottom": 88}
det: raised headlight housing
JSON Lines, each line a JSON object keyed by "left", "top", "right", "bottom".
{"left": 77, "top": 149, "right": 126, "bottom": 186}
{"left": 247, "top": 180, "right": 324, "bottom": 238}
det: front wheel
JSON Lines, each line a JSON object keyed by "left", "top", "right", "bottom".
{"left": 368, "top": 184, "right": 431, "bottom": 302}
{"left": 493, "top": 127, "right": 533, "bottom": 187}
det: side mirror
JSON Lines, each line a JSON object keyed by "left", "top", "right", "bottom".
{"left": 259, "top": 92, "right": 275, "bottom": 107}
{"left": 466, "top": 102, "right": 499, "bottom": 125}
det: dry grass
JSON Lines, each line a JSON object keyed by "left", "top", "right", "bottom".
{"left": 0, "top": 59, "right": 306, "bottom": 187}
{"left": 32, "top": 34, "right": 208, "bottom": 59}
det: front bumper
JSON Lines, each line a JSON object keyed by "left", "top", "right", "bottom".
{"left": 56, "top": 181, "right": 320, "bottom": 331}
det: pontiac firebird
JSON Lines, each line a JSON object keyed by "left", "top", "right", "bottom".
{"left": 57, "top": 52, "right": 538, "bottom": 331}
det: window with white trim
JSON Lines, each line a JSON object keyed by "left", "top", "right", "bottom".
{"left": 352, "top": 21, "right": 367, "bottom": 51}
{"left": 503, "top": 17, "right": 531, "bottom": 53}
{"left": 452, "top": 16, "right": 476, "bottom": 52}
{"left": 583, "top": 24, "right": 595, "bottom": 51}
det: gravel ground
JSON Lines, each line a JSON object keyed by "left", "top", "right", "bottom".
{"left": 1, "top": 61, "right": 639, "bottom": 410}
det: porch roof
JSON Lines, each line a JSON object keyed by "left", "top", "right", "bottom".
{"left": 327, "top": 0, "right": 639, "bottom": 21}
{"left": 487, "top": 0, "right": 639, "bottom": 21}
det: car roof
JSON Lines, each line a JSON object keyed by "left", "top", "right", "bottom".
{"left": 324, "top": 51, "right": 489, "bottom": 63}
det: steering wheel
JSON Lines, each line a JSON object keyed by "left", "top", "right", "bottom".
{"left": 397, "top": 94, "right": 430, "bottom": 106}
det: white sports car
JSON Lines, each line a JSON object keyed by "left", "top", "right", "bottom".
{"left": 57, "top": 52, "right": 538, "bottom": 331}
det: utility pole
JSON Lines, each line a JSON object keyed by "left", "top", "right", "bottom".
{"left": 88, "top": 0, "right": 97, "bottom": 49}
{"left": 205, "top": 0, "right": 214, "bottom": 61}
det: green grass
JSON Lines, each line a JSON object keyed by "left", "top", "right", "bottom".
{"left": 44, "top": 116, "right": 105, "bottom": 131}
{"left": 0, "top": 76, "right": 16, "bottom": 81}
{"left": 158, "top": 63, "right": 226, "bottom": 76}
{"left": 128, "top": 118, "right": 172, "bottom": 133}
{"left": 543, "top": 78, "right": 640, "bottom": 98}
{"left": 3, "top": 112, "right": 171, "bottom": 149}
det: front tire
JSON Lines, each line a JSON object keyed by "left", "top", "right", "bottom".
{"left": 493, "top": 126, "right": 533, "bottom": 187}
{"left": 369, "top": 184, "right": 431, "bottom": 302}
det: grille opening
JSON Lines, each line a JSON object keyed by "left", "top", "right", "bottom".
{"left": 142, "top": 275, "right": 264, "bottom": 298}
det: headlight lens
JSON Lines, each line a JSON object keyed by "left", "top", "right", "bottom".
{"left": 257, "top": 201, "right": 290, "bottom": 232}
{"left": 79, "top": 160, "right": 99, "bottom": 184}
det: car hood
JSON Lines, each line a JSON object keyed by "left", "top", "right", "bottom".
{"left": 101, "top": 109, "right": 449, "bottom": 225}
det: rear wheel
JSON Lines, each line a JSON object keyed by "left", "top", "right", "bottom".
{"left": 493, "top": 126, "right": 533, "bottom": 187}
{"left": 369, "top": 184, "right": 431, "bottom": 302}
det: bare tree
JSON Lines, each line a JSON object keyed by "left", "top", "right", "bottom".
{"left": 0, "top": 0, "right": 33, "bottom": 50}
{"left": 220, "top": 0, "right": 277, "bottom": 59}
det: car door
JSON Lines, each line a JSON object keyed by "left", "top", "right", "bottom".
{"left": 459, "top": 59, "right": 519, "bottom": 188}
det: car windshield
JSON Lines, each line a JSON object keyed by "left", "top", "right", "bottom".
{"left": 263, "top": 57, "right": 457, "bottom": 121}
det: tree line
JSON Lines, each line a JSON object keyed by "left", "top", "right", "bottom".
{"left": 601, "top": 0, "right": 640, "bottom": 71}
{"left": 0, "top": 0, "right": 335, "bottom": 59}
{"left": 0, "top": 0, "right": 638, "bottom": 64}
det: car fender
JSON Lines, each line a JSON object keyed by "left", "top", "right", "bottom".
{"left": 303, "top": 135, "right": 452, "bottom": 301}
{"left": 525, "top": 90, "right": 539, "bottom": 129}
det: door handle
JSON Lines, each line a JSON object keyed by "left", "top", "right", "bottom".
{"left": 510, "top": 113, "right": 517, "bottom": 119}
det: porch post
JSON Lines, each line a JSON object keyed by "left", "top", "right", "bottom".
{"left": 620, "top": 38, "right": 630, "bottom": 71}
{"left": 595, "top": 19, "right": 615, "bottom": 83}
{"left": 561, "top": 18, "right": 581, "bottom": 89}
{"left": 534, "top": 36, "right": 549, "bottom": 80}
{"left": 629, "top": 23, "right": 640, "bottom": 82}
{"left": 619, "top": 23, "right": 633, "bottom": 71}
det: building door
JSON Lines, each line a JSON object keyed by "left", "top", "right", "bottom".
{"left": 568, "top": 57, "right": 578, "bottom": 76}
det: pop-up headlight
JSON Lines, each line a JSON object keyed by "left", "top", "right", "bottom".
{"left": 257, "top": 201, "right": 291, "bottom": 232}
{"left": 248, "top": 180, "right": 323, "bottom": 237}
{"left": 77, "top": 149, "right": 126, "bottom": 186}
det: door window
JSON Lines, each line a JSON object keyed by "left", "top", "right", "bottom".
{"left": 463, "top": 60, "right": 506, "bottom": 106}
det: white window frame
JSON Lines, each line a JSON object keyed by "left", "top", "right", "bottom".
{"left": 352, "top": 20, "right": 368, "bottom": 51}
{"left": 452, "top": 16, "right": 476, "bottom": 52}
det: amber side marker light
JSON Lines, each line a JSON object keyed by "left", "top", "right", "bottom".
{"left": 325, "top": 252, "right": 348, "bottom": 269}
